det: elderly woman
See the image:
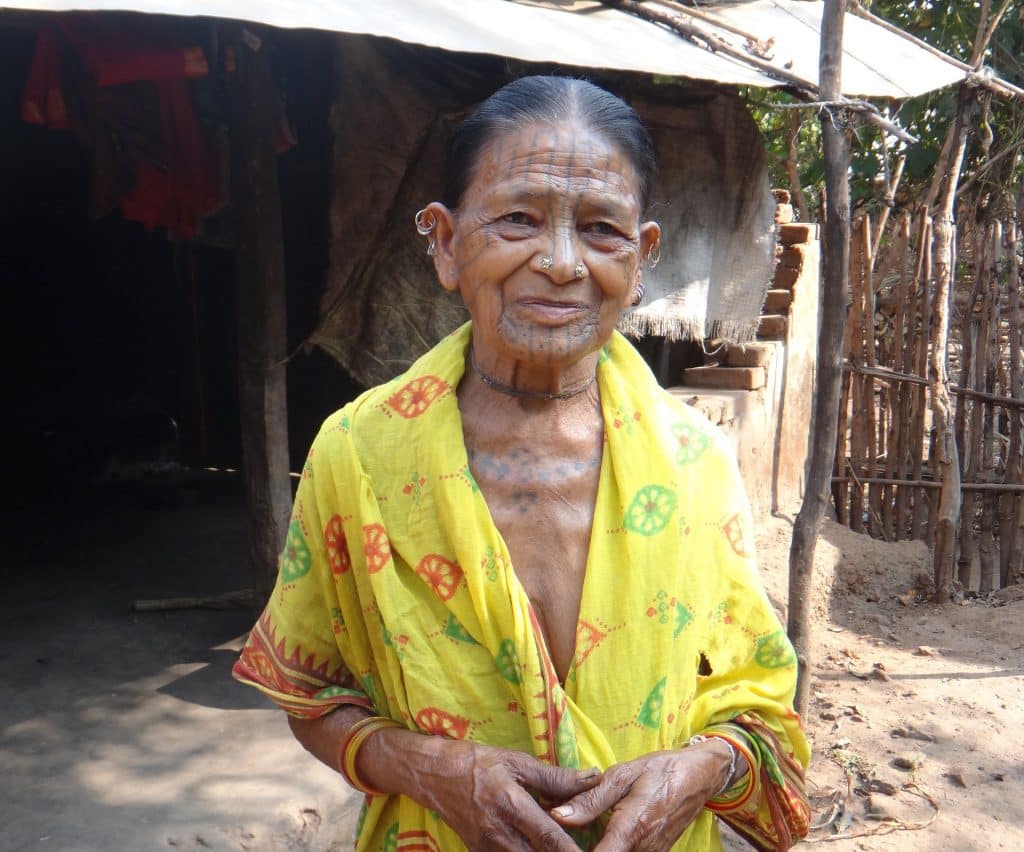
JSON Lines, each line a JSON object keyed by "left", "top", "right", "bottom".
{"left": 234, "top": 76, "right": 809, "bottom": 851}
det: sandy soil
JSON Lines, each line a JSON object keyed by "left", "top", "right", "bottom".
{"left": 752, "top": 515, "right": 1024, "bottom": 852}
{"left": 1, "top": 478, "right": 1021, "bottom": 851}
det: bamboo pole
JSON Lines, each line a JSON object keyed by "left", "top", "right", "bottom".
{"left": 862, "top": 218, "right": 883, "bottom": 537}
{"left": 957, "top": 231, "right": 986, "bottom": 588}
{"left": 788, "top": 0, "right": 850, "bottom": 720}
{"left": 846, "top": 361, "right": 1024, "bottom": 408}
{"left": 979, "top": 223, "right": 1002, "bottom": 592}
{"left": 834, "top": 367, "right": 852, "bottom": 525}
{"left": 890, "top": 215, "right": 913, "bottom": 538}
{"left": 849, "top": 216, "right": 868, "bottom": 533}
{"left": 1001, "top": 217, "right": 1023, "bottom": 584}
{"left": 912, "top": 216, "right": 933, "bottom": 540}
{"left": 831, "top": 476, "right": 1024, "bottom": 492}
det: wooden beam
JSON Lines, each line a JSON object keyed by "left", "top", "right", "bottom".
{"left": 228, "top": 29, "right": 292, "bottom": 600}
{"left": 787, "top": 0, "right": 850, "bottom": 720}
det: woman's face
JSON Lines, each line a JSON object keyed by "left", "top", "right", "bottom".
{"left": 428, "top": 120, "right": 660, "bottom": 375}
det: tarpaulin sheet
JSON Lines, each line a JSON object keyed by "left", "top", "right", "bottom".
{"left": 2, "top": 0, "right": 967, "bottom": 98}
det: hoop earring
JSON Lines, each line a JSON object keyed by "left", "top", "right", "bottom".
{"left": 415, "top": 208, "right": 435, "bottom": 236}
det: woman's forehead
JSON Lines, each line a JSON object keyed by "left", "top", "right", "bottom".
{"left": 467, "top": 121, "right": 641, "bottom": 201}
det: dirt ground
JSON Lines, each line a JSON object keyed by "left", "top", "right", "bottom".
{"left": 752, "top": 515, "right": 1024, "bottom": 852}
{"left": 1, "top": 476, "right": 1021, "bottom": 851}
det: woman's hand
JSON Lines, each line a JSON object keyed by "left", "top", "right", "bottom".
{"left": 549, "top": 741, "right": 734, "bottom": 851}
{"left": 364, "top": 729, "right": 602, "bottom": 852}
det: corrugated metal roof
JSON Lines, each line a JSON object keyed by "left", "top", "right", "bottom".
{"left": 0, "top": 0, "right": 968, "bottom": 98}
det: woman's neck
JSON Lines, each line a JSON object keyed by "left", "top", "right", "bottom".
{"left": 467, "top": 347, "right": 601, "bottom": 403}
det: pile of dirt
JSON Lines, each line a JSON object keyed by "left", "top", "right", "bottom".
{"left": 755, "top": 514, "right": 930, "bottom": 625}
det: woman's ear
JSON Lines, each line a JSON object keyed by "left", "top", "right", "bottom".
{"left": 629, "top": 220, "right": 661, "bottom": 302}
{"left": 424, "top": 202, "right": 459, "bottom": 293}
{"left": 639, "top": 220, "right": 661, "bottom": 267}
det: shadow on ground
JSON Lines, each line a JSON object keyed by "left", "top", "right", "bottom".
{"left": 0, "top": 475, "right": 360, "bottom": 851}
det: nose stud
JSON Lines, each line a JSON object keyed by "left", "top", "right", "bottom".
{"left": 539, "top": 256, "right": 554, "bottom": 270}
{"left": 573, "top": 262, "right": 586, "bottom": 280}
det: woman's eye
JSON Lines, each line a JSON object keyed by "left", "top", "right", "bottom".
{"left": 585, "top": 222, "right": 621, "bottom": 236}
{"left": 502, "top": 212, "right": 532, "bottom": 225}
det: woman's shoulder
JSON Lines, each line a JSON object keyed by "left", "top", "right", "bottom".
{"left": 308, "top": 325, "right": 471, "bottom": 466}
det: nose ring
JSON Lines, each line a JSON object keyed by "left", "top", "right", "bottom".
{"left": 573, "top": 262, "right": 586, "bottom": 280}
{"left": 539, "top": 256, "right": 554, "bottom": 270}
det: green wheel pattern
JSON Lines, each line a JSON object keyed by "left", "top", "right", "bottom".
{"left": 495, "top": 639, "right": 522, "bottom": 684}
{"left": 280, "top": 521, "right": 312, "bottom": 582}
{"left": 671, "top": 422, "right": 710, "bottom": 466}
{"left": 754, "top": 631, "right": 796, "bottom": 668}
{"left": 382, "top": 822, "right": 399, "bottom": 852}
{"left": 623, "top": 485, "right": 677, "bottom": 536}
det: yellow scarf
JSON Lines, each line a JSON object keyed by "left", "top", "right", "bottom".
{"left": 234, "top": 323, "right": 808, "bottom": 851}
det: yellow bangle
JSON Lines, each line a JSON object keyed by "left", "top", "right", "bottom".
{"left": 338, "top": 715, "right": 404, "bottom": 796}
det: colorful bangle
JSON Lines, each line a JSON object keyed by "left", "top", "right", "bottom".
{"left": 700, "top": 730, "right": 758, "bottom": 812}
{"left": 337, "top": 715, "right": 404, "bottom": 796}
{"left": 688, "top": 733, "right": 738, "bottom": 798}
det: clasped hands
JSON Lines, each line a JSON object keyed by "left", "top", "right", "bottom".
{"left": 370, "top": 733, "right": 733, "bottom": 852}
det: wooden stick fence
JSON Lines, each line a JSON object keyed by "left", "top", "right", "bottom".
{"left": 834, "top": 209, "right": 1024, "bottom": 592}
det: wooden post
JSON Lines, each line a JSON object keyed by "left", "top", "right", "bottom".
{"left": 228, "top": 31, "right": 293, "bottom": 600}
{"left": 888, "top": 214, "right": 912, "bottom": 538}
{"left": 848, "top": 216, "right": 867, "bottom": 533}
{"left": 788, "top": 0, "right": 850, "bottom": 719}
{"left": 957, "top": 230, "right": 986, "bottom": 588}
{"left": 911, "top": 215, "right": 933, "bottom": 540}
{"left": 1001, "top": 217, "right": 1023, "bottom": 585}
{"left": 929, "top": 85, "right": 973, "bottom": 601}
{"left": 979, "top": 223, "right": 1001, "bottom": 592}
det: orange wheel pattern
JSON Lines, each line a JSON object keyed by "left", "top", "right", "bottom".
{"left": 386, "top": 375, "right": 450, "bottom": 419}
{"left": 415, "top": 706, "right": 470, "bottom": 739}
{"left": 324, "top": 515, "right": 351, "bottom": 575}
{"left": 362, "top": 523, "right": 392, "bottom": 574}
{"left": 414, "top": 553, "right": 464, "bottom": 601}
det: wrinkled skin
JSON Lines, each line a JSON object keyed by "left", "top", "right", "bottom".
{"left": 287, "top": 120, "right": 741, "bottom": 849}
{"left": 551, "top": 744, "right": 734, "bottom": 851}
{"left": 290, "top": 708, "right": 600, "bottom": 851}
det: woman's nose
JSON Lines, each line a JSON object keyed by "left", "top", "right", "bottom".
{"left": 539, "top": 223, "right": 584, "bottom": 284}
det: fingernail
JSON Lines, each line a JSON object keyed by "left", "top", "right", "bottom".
{"left": 552, "top": 805, "right": 574, "bottom": 818}
{"left": 580, "top": 767, "right": 600, "bottom": 778}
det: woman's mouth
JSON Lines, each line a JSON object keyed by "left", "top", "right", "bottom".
{"left": 516, "top": 298, "right": 589, "bottom": 325}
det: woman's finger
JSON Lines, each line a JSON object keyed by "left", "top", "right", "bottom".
{"left": 511, "top": 754, "right": 602, "bottom": 802}
{"left": 592, "top": 802, "right": 651, "bottom": 852}
{"left": 497, "top": 783, "right": 583, "bottom": 852}
{"left": 549, "top": 772, "right": 632, "bottom": 827}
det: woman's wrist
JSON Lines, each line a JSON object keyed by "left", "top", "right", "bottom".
{"left": 354, "top": 723, "right": 467, "bottom": 802}
{"left": 687, "top": 733, "right": 748, "bottom": 801}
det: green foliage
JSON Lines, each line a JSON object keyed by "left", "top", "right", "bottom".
{"left": 749, "top": 1, "right": 1024, "bottom": 221}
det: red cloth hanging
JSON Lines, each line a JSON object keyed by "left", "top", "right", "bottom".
{"left": 21, "top": 20, "right": 220, "bottom": 239}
